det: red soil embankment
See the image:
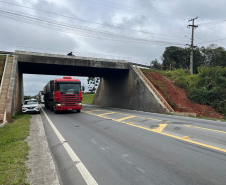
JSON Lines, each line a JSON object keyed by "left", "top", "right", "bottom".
{"left": 142, "top": 70, "right": 224, "bottom": 119}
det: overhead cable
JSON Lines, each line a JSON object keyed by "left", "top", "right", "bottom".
{"left": 0, "top": 9, "right": 186, "bottom": 46}
{"left": 0, "top": 0, "right": 187, "bottom": 39}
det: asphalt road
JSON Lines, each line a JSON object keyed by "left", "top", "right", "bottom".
{"left": 40, "top": 104, "right": 226, "bottom": 185}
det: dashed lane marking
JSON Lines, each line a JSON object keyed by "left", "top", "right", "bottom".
{"left": 83, "top": 109, "right": 162, "bottom": 121}
{"left": 152, "top": 123, "right": 167, "bottom": 132}
{"left": 83, "top": 111, "right": 226, "bottom": 154}
{"left": 41, "top": 107, "right": 98, "bottom": 185}
{"left": 115, "top": 115, "right": 137, "bottom": 122}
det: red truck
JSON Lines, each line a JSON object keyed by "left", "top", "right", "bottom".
{"left": 43, "top": 76, "right": 84, "bottom": 113}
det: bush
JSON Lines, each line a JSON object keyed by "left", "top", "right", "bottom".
{"left": 141, "top": 67, "right": 226, "bottom": 116}
{"left": 175, "top": 75, "right": 199, "bottom": 93}
{"left": 188, "top": 87, "right": 226, "bottom": 115}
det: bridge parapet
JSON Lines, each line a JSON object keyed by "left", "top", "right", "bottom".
{"left": 15, "top": 47, "right": 132, "bottom": 62}
{"left": 15, "top": 50, "right": 130, "bottom": 70}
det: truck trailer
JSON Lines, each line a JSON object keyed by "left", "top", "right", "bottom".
{"left": 37, "top": 91, "right": 44, "bottom": 104}
{"left": 43, "top": 76, "right": 83, "bottom": 113}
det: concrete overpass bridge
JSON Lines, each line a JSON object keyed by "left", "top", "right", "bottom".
{"left": 0, "top": 50, "right": 173, "bottom": 124}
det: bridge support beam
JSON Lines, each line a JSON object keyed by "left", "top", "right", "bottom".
{"left": 93, "top": 65, "right": 164, "bottom": 113}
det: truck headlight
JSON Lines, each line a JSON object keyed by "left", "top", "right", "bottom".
{"left": 57, "top": 104, "right": 61, "bottom": 106}
{"left": 78, "top": 103, "right": 82, "bottom": 105}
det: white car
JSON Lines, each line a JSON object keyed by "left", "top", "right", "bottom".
{"left": 22, "top": 99, "right": 40, "bottom": 114}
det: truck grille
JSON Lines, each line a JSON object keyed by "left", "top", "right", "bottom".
{"left": 61, "top": 94, "right": 79, "bottom": 106}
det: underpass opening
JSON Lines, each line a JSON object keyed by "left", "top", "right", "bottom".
{"left": 6, "top": 51, "right": 164, "bottom": 122}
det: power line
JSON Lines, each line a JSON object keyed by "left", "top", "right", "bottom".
{"left": 196, "top": 37, "right": 226, "bottom": 45}
{"left": 194, "top": 36, "right": 206, "bottom": 42}
{"left": 0, "top": 0, "right": 187, "bottom": 20}
{"left": 0, "top": 0, "right": 187, "bottom": 39}
{"left": 81, "top": 0, "right": 188, "bottom": 19}
{"left": 199, "top": 19, "right": 226, "bottom": 26}
{"left": 92, "top": 0, "right": 192, "bottom": 17}
{"left": 120, "top": 0, "right": 195, "bottom": 17}
{"left": 0, "top": 9, "right": 186, "bottom": 46}
{"left": 0, "top": 9, "right": 172, "bottom": 43}
{"left": 200, "top": 24, "right": 226, "bottom": 38}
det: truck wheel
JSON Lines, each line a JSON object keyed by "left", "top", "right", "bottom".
{"left": 77, "top": 110, "right": 81, "bottom": 113}
{"left": 54, "top": 110, "right": 58, "bottom": 114}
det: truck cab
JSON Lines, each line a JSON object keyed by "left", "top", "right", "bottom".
{"left": 44, "top": 76, "right": 83, "bottom": 113}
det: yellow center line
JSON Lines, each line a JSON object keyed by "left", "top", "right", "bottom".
{"left": 83, "top": 111, "right": 226, "bottom": 153}
{"left": 125, "top": 121, "right": 226, "bottom": 153}
{"left": 184, "top": 124, "right": 226, "bottom": 134}
{"left": 115, "top": 115, "right": 137, "bottom": 122}
{"left": 98, "top": 112, "right": 116, "bottom": 116}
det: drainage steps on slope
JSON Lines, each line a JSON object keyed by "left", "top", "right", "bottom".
{"left": 0, "top": 56, "right": 13, "bottom": 123}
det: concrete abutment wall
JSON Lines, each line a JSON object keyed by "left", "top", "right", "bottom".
{"left": 93, "top": 65, "right": 164, "bottom": 112}
{"left": 6, "top": 56, "right": 23, "bottom": 122}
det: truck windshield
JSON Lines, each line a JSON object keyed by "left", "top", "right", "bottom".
{"left": 57, "top": 83, "right": 81, "bottom": 94}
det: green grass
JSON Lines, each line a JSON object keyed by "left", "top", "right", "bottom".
{"left": 83, "top": 94, "right": 95, "bottom": 104}
{"left": 0, "top": 113, "right": 31, "bottom": 185}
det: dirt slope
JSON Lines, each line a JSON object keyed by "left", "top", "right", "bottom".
{"left": 141, "top": 69, "right": 224, "bottom": 119}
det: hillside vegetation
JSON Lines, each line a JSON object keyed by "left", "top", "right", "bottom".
{"left": 141, "top": 67, "right": 226, "bottom": 118}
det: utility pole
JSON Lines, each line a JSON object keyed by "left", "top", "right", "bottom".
{"left": 188, "top": 17, "right": 198, "bottom": 74}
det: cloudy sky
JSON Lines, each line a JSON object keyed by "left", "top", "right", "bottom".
{"left": 0, "top": 0, "right": 226, "bottom": 95}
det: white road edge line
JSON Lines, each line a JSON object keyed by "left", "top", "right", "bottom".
{"left": 41, "top": 107, "right": 98, "bottom": 185}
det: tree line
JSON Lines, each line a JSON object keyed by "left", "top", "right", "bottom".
{"left": 151, "top": 44, "right": 226, "bottom": 73}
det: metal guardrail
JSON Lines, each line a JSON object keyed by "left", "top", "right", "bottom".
{"left": 135, "top": 66, "right": 174, "bottom": 113}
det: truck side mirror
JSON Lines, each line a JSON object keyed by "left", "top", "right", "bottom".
{"left": 82, "top": 86, "right": 85, "bottom": 91}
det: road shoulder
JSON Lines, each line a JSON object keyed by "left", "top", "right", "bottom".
{"left": 25, "top": 114, "right": 60, "bottom": 185}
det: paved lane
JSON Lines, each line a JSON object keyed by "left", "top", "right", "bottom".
{"left": 41, "top": 104, "right": 226, "bottom": 185}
